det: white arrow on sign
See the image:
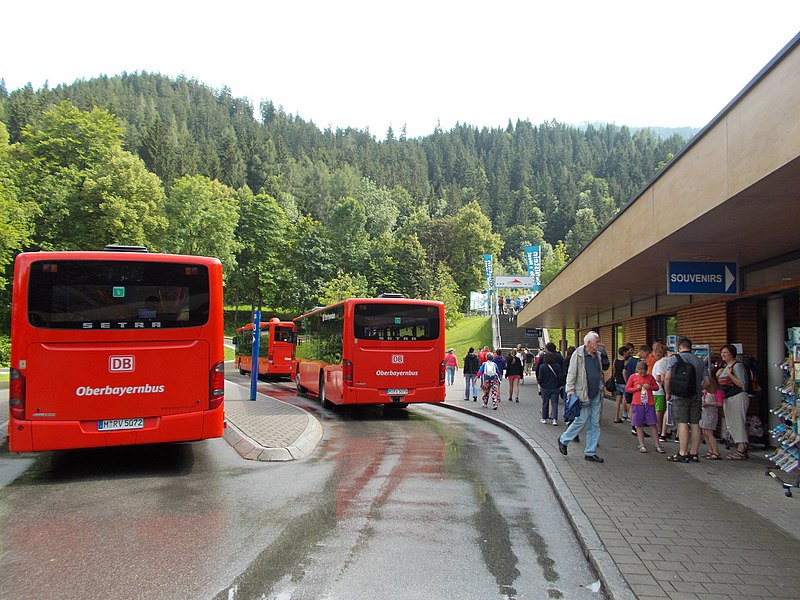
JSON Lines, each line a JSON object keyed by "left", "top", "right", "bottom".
{"left": 725, "top": 265, "right": 736, "bottom": 292}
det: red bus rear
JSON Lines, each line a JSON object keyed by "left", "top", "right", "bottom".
{"left": 8, "top": 249, "right": 225, "bottom": 452}
{"left": 233, "top": 318, "right": 296, "bottom": 380}
{"left": 293, "top": 297, "right": 445, "bottom": 407}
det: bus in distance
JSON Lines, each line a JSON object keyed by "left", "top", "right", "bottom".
{"left": 8, "top": 248, "right": 225, "bottom": 452}
{"left": 293, "top": 297, "right": 445, "bottom": 408}
{"left": 233, "top": 318, "right": 296, "bottom": 380}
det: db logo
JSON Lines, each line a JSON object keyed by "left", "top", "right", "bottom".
{"left": 109, "top": 356, "right": 135, "bottom": 372}
{"left": 391, "top": 354, "right": 404, "bottom": 364}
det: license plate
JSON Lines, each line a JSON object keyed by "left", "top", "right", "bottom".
{"left": 98, "top": 418, "right": 144, "bottom": 431}
{"left": 387, "top": 388, "right": 408, "bottom": 395}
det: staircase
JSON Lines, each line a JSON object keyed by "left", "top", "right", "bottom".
{"left": 496, "top": 312, "right": 543, "bottom": 351}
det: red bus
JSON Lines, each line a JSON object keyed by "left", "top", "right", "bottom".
{"left": 293, "top": 297, "right": 445, "bottom": 408}
{"left": 7, "top": 247, "right": 225, "bottom": 452}
{"left": 233, "top": 318, "right": 296, "bottom": 380}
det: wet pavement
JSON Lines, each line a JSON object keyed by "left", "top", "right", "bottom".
{"left": 4, "top": 370, "right": 800, "bottom": 599}
{"left": 220, "top": 372, "right": 800, "bottom": 600}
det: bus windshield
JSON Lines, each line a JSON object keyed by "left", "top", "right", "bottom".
{"left": 353, "top": 303, "right": 441, "bottom": 341}
{"left": 26, "top": 260, "right": 210, "bottom": 329}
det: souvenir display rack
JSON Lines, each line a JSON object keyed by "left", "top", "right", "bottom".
{"left": 765, "top": 331, "right": 800, "bottom": 497}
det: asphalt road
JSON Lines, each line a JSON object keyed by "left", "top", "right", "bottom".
{"left": 0, "top": 387, "right": 602, "bottom": 599}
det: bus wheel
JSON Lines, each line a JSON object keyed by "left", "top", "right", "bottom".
{"left": 319, "top": 373, "right": 334, "bottom": 409}
{"left": 238, "top": 361, "right": 247, "bottom": 376}
{"left": 296, "top": 371, "right": 307, "bottom": 395}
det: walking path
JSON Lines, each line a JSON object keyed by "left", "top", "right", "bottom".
{"left": 443, "top": 373, "right": 800, "bottom": 600}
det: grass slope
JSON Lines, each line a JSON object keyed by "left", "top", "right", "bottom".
{"left": 445, "top": 316, "right": 492, "bottom": 365}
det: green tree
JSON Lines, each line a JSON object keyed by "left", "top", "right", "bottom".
{"left": 316, "top": 270, "right": 372, "bottom": 305}
{"left": 420, "top": 261, "right": 464, "bottom": 328}
{"left": 231, "top": 188, "right": 290, "bottom": 309}
{"left": 354, "top": 177, "right": 399, "bottom": 238}
{"left": 440, "top": 200, "right": 503, "bottom": 305}
{"left": 0, "top": 121, "right": 37, "bottom": 289}
{"left": 564, "top": 207, "right": 598, "bottom": 259}
{"left": 326, "top": 196, "right": 370, "bottom": 275}
{"left": 80, "top": 149, "right": 168, "bottom": 249}
{"left": 161, "top": 174, "right": 241, "bottom": 274}
{"left": 24, "top": 100, "right": 122, "bottom": 170}
{"left": 541, "top": 241, "right": 568, "bottom": 286}
{"left": 276, "top": 216, "right": 333, "bottom": 313}
{"left": 14, "top": 100, "right": 165, "bottom": 251}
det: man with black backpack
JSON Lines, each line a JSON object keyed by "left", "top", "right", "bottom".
{"left": 663, "top": 337, "right": 709, "bottom": 463}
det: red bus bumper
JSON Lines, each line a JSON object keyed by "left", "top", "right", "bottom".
{"left": 343, "top": 385, "right": 445, "bottom": 405}
{"left": 8, "top": 405, "right": 225, "bottom": 452}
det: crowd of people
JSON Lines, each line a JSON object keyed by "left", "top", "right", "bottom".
{"left": 498, "top": 295, "right": 530, "bottom": 320}
{"left": 446, "top": 335, "right": 754, "bottom": 465}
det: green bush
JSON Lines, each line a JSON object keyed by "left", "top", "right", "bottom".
{"left": 0, "top": 335, "right": 10, "bottom": 368}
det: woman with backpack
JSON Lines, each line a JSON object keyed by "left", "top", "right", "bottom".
{"left": 478, "top": 352, "right": 501, "bottom": 410}
{"left": 717, "top": 344, "right": 750, "bottom": 460}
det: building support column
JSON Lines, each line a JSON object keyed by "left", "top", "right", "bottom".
{"left": 767, "top": 294, "right": 785, "bottom": 435}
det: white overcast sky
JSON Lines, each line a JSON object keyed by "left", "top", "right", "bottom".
{"left": 3, "top": 1, "right": 799, "bottom": 138}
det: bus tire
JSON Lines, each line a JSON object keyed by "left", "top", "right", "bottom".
{"left": 238, "top": 360, "right": 247, "bottom": 376}
{"left": 319, "top": 373, "right": 334, "bottom": 409}
{"left": 296, "top": 370, "right": 307, "bottom": 395}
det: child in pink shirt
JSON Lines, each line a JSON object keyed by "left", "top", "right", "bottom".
{"left": 700, "top": 377, "right": 725, "bottom": 459}
{"left": 625, "top": 360, "right": 664, "bottom": 454}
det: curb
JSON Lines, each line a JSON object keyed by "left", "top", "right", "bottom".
{"left": 439, "top": 402, "right": 636, "bottom": 600}
{"left": 223, "top": 414, "right": 323, "bottom": 462}
{"left": 222, "top": 394, "right": 323, "bottom": 462}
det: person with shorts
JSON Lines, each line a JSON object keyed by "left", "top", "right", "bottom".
{"left": 650, "top": 342, "right": 668, "bottom": 438}
{"left": 664, "top": 337, "right": 708, "bottom": 463}
{"left": 625, "top": 360, "right": 665, "bottom": 453}
{"left": 612, "top": 346, "right": 629, "bottom": 423}
{"left": 700, "top": 376, "right": 724, "bottom": 460}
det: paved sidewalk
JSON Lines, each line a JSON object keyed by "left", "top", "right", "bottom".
{"left": 441, "top": 374, "right": 800, "bottom": 600}
{"left": 222, "top": 379, "right": 322, "bottom": 461}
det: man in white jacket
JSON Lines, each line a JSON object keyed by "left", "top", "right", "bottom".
{"left": 558, "top": 331, "right": 605, "bottom": 463}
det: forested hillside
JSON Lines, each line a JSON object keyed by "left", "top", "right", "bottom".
{"left": 0, "top": 72, "right": 690, "bottom": 328}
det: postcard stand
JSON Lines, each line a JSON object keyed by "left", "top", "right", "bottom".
{"left": 765, "top": 335, "right": 800, "bottom": 497}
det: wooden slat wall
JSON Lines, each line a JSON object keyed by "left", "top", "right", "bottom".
{"left": 728, "top": 300, "right": 759, "bottom": 356}
{"left": 676, "top": 302, "right": 728, "bottom": 352}
{"left": 622, "top": 319, "right": 647, "bottom": 347}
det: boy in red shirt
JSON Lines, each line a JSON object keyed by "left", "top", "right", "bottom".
{"left": 625, "top": 361, "right": 665, "bottom": 454}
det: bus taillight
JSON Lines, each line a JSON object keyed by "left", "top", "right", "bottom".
{"left": 343, "top": 359, "right": 353, "bottom": 384}
{"left": 439, "top": 360, "right": 446, "bottom": 386}
{"left": 9, "top": 368, "right": 25, "bottom": 420}
{"left": 210, "top": 362, "right": 224, "bottom": 409}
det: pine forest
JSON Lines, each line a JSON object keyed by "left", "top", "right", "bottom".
{"left": 0, "top": 72, "right": 693, "bottom": 334}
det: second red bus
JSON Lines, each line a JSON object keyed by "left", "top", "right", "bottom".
{"left": 233, "top": 318, "right": 296, "bottom": 380}
{"left": 293, "top": 297, "right": 445, "bottom": 408}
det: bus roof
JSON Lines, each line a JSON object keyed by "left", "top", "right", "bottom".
{"left": 235, "top": 320, "right": 295, "bottom": 333}
{"left": 14, "top": 250, "right": 222, "bottom": 266}
{"left": 293, "top": 297, "right": 444, "bottom": 321}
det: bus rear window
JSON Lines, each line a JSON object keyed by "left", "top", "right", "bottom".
{"left": 27, "top": 260, "right": 210, "bottom": 329}
{"left": 353, "top": 303, "right": 440, "bottom": 341}
{"left": 273, "top": 326, "right": 296, "bottom": 343}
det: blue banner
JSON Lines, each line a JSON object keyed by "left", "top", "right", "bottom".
{"left": 483, "top": 254, "right": 493, "bottom": 295}
{"left": 523, "top": 245, "right": 541, "bottom": 292}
